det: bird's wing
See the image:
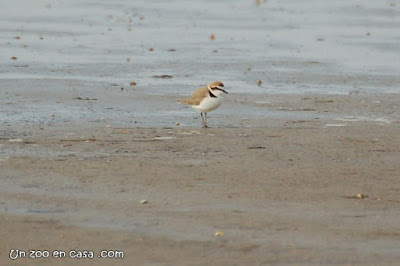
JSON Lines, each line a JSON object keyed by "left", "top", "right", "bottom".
{"left": 179, "top": 86, "right": 208, "bottom": 106}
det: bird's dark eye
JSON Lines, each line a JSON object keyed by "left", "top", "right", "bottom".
{"left": 220, "top": 84, "right": 224, "bottom": 87}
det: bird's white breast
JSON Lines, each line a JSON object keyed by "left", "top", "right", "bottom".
{"left": 192, "top": 95, "right": 223, "bottom": 112}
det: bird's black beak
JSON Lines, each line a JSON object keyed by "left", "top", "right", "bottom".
{"left": 220, "top": 88, "right": 228, "bottom": 94}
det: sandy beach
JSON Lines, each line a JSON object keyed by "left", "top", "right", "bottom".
{"left": 2, "top": 94, "right": 400, "bottom": 265}
{"left": 1, "top": 0, "right": 400, "bottom": 265}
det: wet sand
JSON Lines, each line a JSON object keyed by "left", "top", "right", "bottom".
{"left": 2, "top": 94, "right": 400, "bottom": 265}
{"left": 1, "top": 0, "right": 400, "bottom": 265}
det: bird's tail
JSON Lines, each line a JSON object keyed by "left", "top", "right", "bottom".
{"left": 178, "top": 98, "right": 190, "bottom": 105}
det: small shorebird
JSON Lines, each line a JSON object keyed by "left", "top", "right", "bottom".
{"left": 179, "top": 81, "right": 228, "bottom": 127}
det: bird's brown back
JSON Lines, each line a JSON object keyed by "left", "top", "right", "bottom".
{"left": 179, "top": 86, "right": 209, "bottom": 106}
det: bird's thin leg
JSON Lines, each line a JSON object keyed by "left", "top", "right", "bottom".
{"left": 200, "top": 112, "right": 205, "bottom": 126}
{"left": 203, "top": 112, "right": 208, "bottom": 128}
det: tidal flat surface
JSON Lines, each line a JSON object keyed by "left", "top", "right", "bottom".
{"left": 1, "top": 1, "right": 400, "bottom": 265}
{"left": 1, "top": 0, "right": 400, "bottom": 128}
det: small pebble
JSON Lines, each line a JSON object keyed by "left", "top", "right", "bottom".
{"left": 9, "top": 139, "right": 23, "bottom": 142}
{"left": 140, "top": 199, "right": 148, "bottom": 204}
{"left": 356, "top": 193, "right": 366, "bottom": 199}
{"left": 215, "top": 231, "right": 224, "bottom": 236}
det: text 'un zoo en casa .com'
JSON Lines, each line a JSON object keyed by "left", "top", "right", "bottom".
{"left": 9, "top": 249, "right": 124, "bottom": 260}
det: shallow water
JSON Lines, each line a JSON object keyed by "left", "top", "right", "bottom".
{"left": 0, "top": 0, "right": 399, "bottom": 128}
